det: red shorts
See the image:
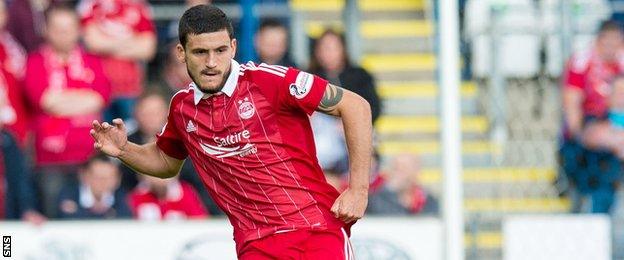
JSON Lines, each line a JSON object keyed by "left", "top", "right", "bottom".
{"left": 238, "top": 228, "right": 354, "bottom": 260}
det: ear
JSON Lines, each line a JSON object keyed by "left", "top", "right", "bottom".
{"left": 176, "top": 43, "right": 186, "bottom": 63}
{"left": 231, "top": 38, "right": 237, "bottom": 59}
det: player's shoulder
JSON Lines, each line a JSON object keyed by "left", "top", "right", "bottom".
{"left": 169, "top": 86, "right": 193, "bottom": 106}
{"left": 239, "top": 61, "right": 291, "bottom": 81}
{"left": 568, "top": 49, "right": 593, "bottom": 72}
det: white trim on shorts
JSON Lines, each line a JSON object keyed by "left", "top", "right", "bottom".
{"left": 341, "top": 228, "right": 355, "bottom": 260}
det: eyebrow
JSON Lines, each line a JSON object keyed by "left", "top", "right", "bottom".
{"left": 191, "top": 45, "right": 229, "bottom": 52}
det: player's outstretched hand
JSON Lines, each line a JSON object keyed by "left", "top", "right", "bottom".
{"left": 331, "top": 187, "right": 368, "bottom": 224}
{"left": 90, "top": 118, "right": 128, "bottom": 157}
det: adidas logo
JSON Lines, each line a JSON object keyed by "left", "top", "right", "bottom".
{"left": 186, "top": 120, "right": 197, "bottom": 132}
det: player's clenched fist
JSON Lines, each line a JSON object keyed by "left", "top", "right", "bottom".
{"left": 90, "top": 118, "right": 129, "bottom": 157}
{"left": 331, "top": 187, "right": 368, "bottom": 223}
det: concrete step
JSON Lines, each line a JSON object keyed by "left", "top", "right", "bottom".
{"left": 378, "top": 81, "right": 477, "bottom": 99}
{"left": 362, "top": 53, "right": 436, "bottom": 72}
{"left": 381, "top": 96, "right": 480, "bottom": 116}
{"left": 376, "top": 116, "right": 488, "bottom": 136}
{"left": 291, "top": 0, "right": 344, "bottom": 12}
{"left": 305, "top": 21, "right": 342, "bottom": 38}
{"left": 378, "top": 140, "right": 498, "bottom": 168}
{"left": 373, "top": 70, "right": 436, "bottom": 82}
{"left": 379, "top": 140, "right": 499, "bottom": 156}
{"left": 363, "top": 37, "right": 433, "bottom": 54}
{"left": 465, "top": 232, "right": 502, "bottom": 260}
{"left": 379, "top": 81, "right": 479, "bottom": 115}
{"left": 361, "top": 10, "right": 427, "bottom": 20}
{"left": 361, "top": 20, "right": 433, "bottom": 39}
{"left": 464, "top": 197, "right": 570, "bottom": 213}
{"left": 362, "top": 53, "right": 436, "bottom": 81}
{"left": 418, "top": 167, "right": 555, "bottom": 186}
{"left": 358, "top": 0, "right": 425, "bottom": 12}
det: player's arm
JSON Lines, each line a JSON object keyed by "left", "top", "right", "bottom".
{"left": 115, "top": 32, "right": 157, "bottom": 61}
{"left": 563, "top": 87, "right": 584, "bottom": 138}
{"left": 90, "top": 119, "right": 184, "bottom": 178}
{"left": 41, "top": 89, "right": 105, "bottom": 117}
{"left": 83, "top": 25, "right": 156, "bottom": 61}
{"left": 317, "top": 83, "right": 372, "bottom": 223}
{"left": 83, "top": 24, "right": 120, "bottom": 55}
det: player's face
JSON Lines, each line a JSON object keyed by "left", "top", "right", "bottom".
{"left": 177, "top": 30, "right": 237, "bottom": 94}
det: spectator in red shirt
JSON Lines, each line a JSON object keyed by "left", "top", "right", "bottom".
{"left": 23, "top": 5, "right": 111, "bottom": 218}
{"left": 129, "top": 174, "right": 208, "bottom": 221}
{"left": 560, "top": 20, "right": 624, "bottom": 205}
{"left": 79, "top": 0, "right": 157, "bottom": 131}
{"left": 563, "top": 20, "right": 624, "bottom": 138}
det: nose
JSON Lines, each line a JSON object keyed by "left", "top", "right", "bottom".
{"left": 206, "top": 53, "right": 217, "bottom": 68}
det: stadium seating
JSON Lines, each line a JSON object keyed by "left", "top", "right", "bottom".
{"left": 465, "top": 0, "right": 540, "bottom": 78}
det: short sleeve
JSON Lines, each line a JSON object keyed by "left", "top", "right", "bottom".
{"left": 23, "top": 53, "right": 47, "bottom": 111}
{"left": 134, "top": 4, "right": 156, "bottom": 33}
{"left": 77, "top": 0, "right": 96, "bottom": 25}
{"left": 156, "top": 96, "right": 188, "bottom": 160}
{"left": 564, "top": 56, "right": 587, "bottom": 90}
{"left": 279, "top": 67, "right": 328, "bottom": 115}
{"left": 85, "top": 54, "right": 111, "bottom": 105}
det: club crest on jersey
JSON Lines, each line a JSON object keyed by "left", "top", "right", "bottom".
{"left": 289, "top": 71, "right": 314, "bottom": 99}
{"left": 238, "top": 97, "right": 255, "bottom": 120}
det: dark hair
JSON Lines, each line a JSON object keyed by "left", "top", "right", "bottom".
{"left": 136, "top": 88, "right": 168, "bottom": 106}
{"left": 81, "top": 153, "right": 116, "bottom": 170}
{"left": 178, "top": 4, "right": 234, "bottom": 47}
{"left": 258, "top": 18, "right": 286, "bottom": 32}
{"left": 45, "top": 4, "right": 78, "bottom": 24}
{"left": 599, "top": 20, "right": 623, "bottom": 34}
{"left": 308, "top": 29, "right": 351, "bottom": 73}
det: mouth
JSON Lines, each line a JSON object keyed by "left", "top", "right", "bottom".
{"left": 201, "top": 71, "right": 220, "bottom": 79}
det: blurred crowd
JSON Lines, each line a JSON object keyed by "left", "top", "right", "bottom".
{"left": 0, "top": 0, "right": 435, "bottom": 224}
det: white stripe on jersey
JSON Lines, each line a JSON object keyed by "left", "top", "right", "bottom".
{"left": 240, "top": 64, "right": 285, "bottom": 77}
{"left": 259, "top": 63, "right": 287, "bottom": 73}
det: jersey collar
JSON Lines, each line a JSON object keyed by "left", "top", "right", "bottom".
{"left": 192, "top": 59, "right": 240, "bottom": 105}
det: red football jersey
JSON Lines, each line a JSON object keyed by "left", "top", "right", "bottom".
{"left": 564, "top": 49, "right": 624, "bottom": 117}
{"left": 156, "top": 60, "right": 348, "bottom": 251}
